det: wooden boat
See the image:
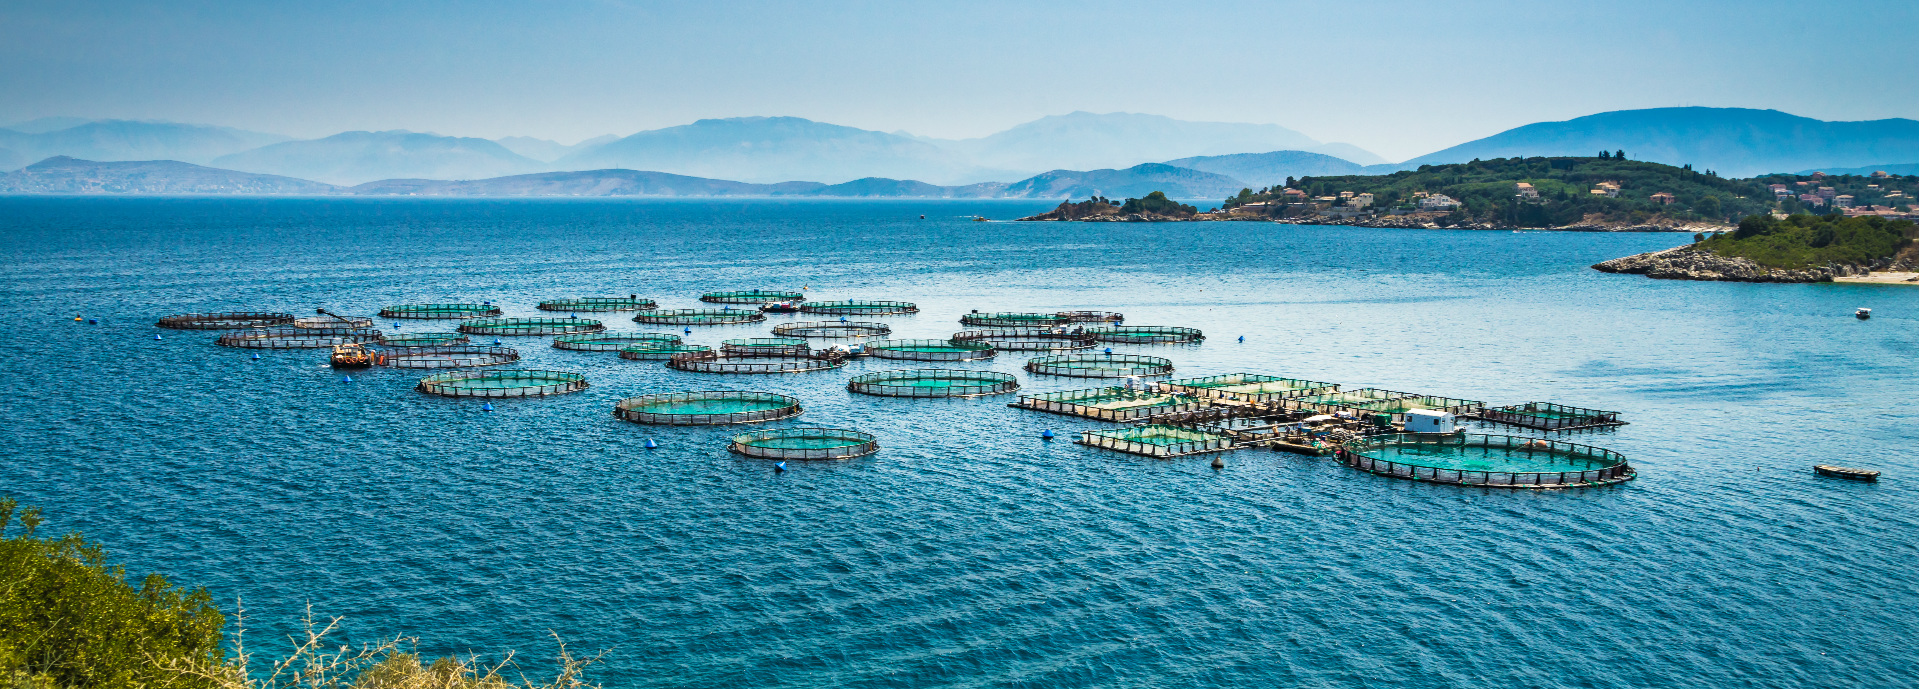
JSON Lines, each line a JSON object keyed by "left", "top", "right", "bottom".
{"left": 1814, "top": 465, "right": 1880, "bottom": 481}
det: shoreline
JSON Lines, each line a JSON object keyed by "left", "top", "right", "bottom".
{"left": 1833, "top": 271, "right": 1919, "bottom": 285}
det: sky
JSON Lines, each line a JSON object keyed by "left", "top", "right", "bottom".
{"left": 3, "top": 0, "right": 1917, "bottom": 162}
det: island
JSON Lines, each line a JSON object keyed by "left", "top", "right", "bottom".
{"left": 1594, "top": 213, "right": 1917, "bottom": 282}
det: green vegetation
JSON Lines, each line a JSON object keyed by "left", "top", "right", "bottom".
{"left": 0, "top": 497, "right": 225, "bottom": 688}
{"left": 1118, "top": 191, "right": 1196, "bottom": 217}
{"left": 1699, "top": 214, "right": 1915, "bottom": 269}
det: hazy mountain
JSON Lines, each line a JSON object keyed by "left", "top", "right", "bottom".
{"left": 556, "top": 116, "right": 999, "bottom": 185}
{"left": 496, "top": 134, "right": 618, "bottom": 162}
{"left": 0, "top": 156, "right": 339, "bottom": 194}
{"left": 1401, "top": 107, "right": 1919, "bottom": 177}
{"left": 1163, "top": 150, "right": 1373, "bottom": 187}
{"left": 347, "top": 169, "right": 825, "bottom": 196}
{"left": 0, "top": 120, "right": 290, "bottom": 167}
{"left": 997, "top": 163, "right": 1245, "bottom": 200}
{"left": 214, "top": 131, "right": 545, "bottom": 185}
{"left": 1305, "top": 142, "right": 1389, "bottom": 166}
{"left": 0, "top": 148, "right": 24, "bottom": 171}
{"left": 3, "top": 116, "right": 94, "bottom": 134}
{"left": 943, "top": 112, "right": 1360, "bottom": 174}
{"left": 1794, "top": 163, "right": 1919, "bottom": 176}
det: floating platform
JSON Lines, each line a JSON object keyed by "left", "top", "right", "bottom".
{"left": 216, "top": 327, "right": 381, "bottom": 349}
{"left": 1025, "top": 353, "right": 1173, "bottom": 378}
{"left": 666, "top": 350, "right": 848, "bottom": 374}
{"left": 800, "top": 300, "right": 919, "bottom": 315}
{"left": 632, "top": 309, "right": 766, "bottom": 325}
{"left": 1281, "top": 388, "right": 1419, "bottom": 414}
{"left": 374, "top": 345, "right": 519, "bottom": 369}
{"left": 960, "top": 312, "right": 1070, "bottom": 328}
{"left": 701, "top": 290, "right": 805, "bottom": 304}
{"left": 416, "top": 369, "right": 588, "bottom": 398}
{"left": 1338, "top": 394, "right": 1486, "bottom": 424}
{"left": 721, "top": 337, "right": 811, "bottom": 357}
{"left": 157, "top": 311, "right": 295, "bottom": 330}
{"left": 552, "top": 333, "right": 680, "bottom": 352}
{"left": 1056, "top": 310, "right": 1124, "bottom": 323}
{"left": 377, "top": 304, "right": 502, "bottom": 319}
{"left": 1087, "top": 325, "right": 1204, "bottom": 344}
{"left": 618, "top": 343, "right": 712, "bottom": 361}
{"left": 1157, "top": 373, "right": 1338, "bottom": 403}
{"left": 951, "top": 328, "right": 1097, "bottom": 352}
{"left": 1078, "top": 424, "right": 1234, "bottom": 458}
{"left": 294, "top": 315, "right": 375, "bottom": 329}
{"left": 847, "top": 369, "right": 1019, "bottom": 398}
{"left": 379, "top": 332, "right": 470, "bottom": 347}
{"left": 772, "top": 321, "right": 893, "bottom": 339}
{"left": 614, "top": 391, "right": 802, "bottom": 425}
{"left": 1478, "top": 402, "right": 1626, "bottom": 431}
{"left": 729, "top": 427, "right": 879, "bottom": 460}
{"left": 1336, "top": 433, "right": 1635, "bottom": 488}
{"left": 862, "top": 338, "right": 997, "bottom": 361}
{"left": 1814, "top": 465, "right": 1880, "bottom": 481}
{"left": 458, "top": 317, "right": 605, "bottom": 336}
{"left": 537, "top": 297, "right": 657, "bottom": 312}
{"left": 1012, "top": 387, "right": 1209, "bottom": 422}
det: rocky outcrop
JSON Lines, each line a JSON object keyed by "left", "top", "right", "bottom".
{"left": 1017, "top": 200, "right": 1196, "bottom": 222}
{"left": 1591, "top": 247, "right": 1887, "bottom": 283}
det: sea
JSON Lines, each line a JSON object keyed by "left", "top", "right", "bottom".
{"left": 1, "top": 197, "right": 1915, "bottom": 688}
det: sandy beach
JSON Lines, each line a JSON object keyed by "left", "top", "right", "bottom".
{"left": 1834, "top": 272, "right": 1919, "bottom": 285}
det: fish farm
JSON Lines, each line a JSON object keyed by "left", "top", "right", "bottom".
{"left": 294, "top": 314, "right": 375, "bottom": 329}
{"left": 1013, "top": 387, "right": 1207, "bottom": 422}
{"left": 1088, "top": 326, "right": 1205, "bottom": 344}
{"left": 1078, "top": 425, "right": 1233, "bottom": 458}
{"left": 415, "top": 369, "right": 588, "bottom": 398}
{"left": 156, "top": 312, "right": 295, "bottom": 329}
{"left": 614, "top": 391, "right": 803, "bottom": 425}
{"left": 729, "top": 427, "right": 880, "bottom": 460}
{"left": 1025, "top": 353, "right": 1174, "bottom": 378}
{"left": 633, "top": 309, "right": 767, "bottom": 325}
{"left": 847, "top": 369, "right": 1020, "bottom": 398}
{"left": 618, "top": 343, "right": 712, "bottom": 360}
{"left": 379, "top": 332, "right": 469, "bottom": 347}
{"left": 861, "top": 338, "right": 997, "bottom": 361}
{"left": 536, "top": 297, "right": 658, "bottom": 312}
{"left": 377, "top": 304, "right": 503, "bottom": 319}
{"left": 720, "top": 337, "right": 811, "bottom": 356}
{"left": 1336, "top": 433, "right": 1635, "bottom": 488}
{"left": 1158, "top": 373, "right": 1339, "bottom": 403}
{"left": 216, "top": 326, "right": 380, "bottom": 349}
{"left": 800, "top": 300, "right": 920, "bottom": 315}
{"left": 1057, "top": 311, "right": 1125, "bottom": 323}
{"left": 951, "top": 328, "right": 1098, "bottom": 351}
{"left": 1286, "top": 388, "right": 1486, "bottom": 422}
{"left": 667, "top": 350, "right": 849, "bottom": 374}
{"left": 772, "top": 321, "right": 893, "bottom": 339}
{"left": 552, "top": 333, "right": 680, "bottom": 352}
{"left": 458, "top": 317, "right": 606, "bottom": 336}
{"left": 372, "top": 345, "right": 519, "bottom": 369}
{"left": 1479, "top": 402, "right": 1627, "bottom": 431}
{"left": 960, "top": 312, "right": 1070, "bottom": 328}
{"left": 700, "top": 290, "right": 806, "bottom": 304}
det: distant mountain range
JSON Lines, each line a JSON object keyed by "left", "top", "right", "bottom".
{"left": 1164, "top": 150, "right": 1401, "bottom": 188}
{"left": 0, "top": 120, "right": 289, "bottom": 171}
{"left": 210, "top": 131, "right": 545, "bottom": 185}
{"left": 554, "top": 116, "right": 1000, "bottom": 185}
{"left": 0, "top": 156, "right": 338, "bottom": 194}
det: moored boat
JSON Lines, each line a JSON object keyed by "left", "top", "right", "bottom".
{"left": 1856, "top": 308, "right": 1872, "bottom": 319}
{"left": 1814, "top": 464, "right": 1880, "bottom": 481}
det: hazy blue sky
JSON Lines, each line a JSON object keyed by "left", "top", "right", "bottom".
{"left": 4, "top": 0, "right": 1915, "bottom": 160}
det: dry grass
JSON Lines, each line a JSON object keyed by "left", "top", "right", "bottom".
{"left": 164, "top": 605, "right": 601, "bottom": 689}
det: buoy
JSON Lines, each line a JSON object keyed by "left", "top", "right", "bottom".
{"left": 250, "top": 353, "right": 260, "bottom": 360}
{"left": 87, "top": 319, "right": 97, "bottom": 324}
{"left": 683, "top": 328, "right": 692, "bottom": 335}
{"left": 775, "top": 461, "right": 787, "bottom": 472}
{"left": 569, "top": 313, "right": 578, "bottom": 319}
{"left": 1041, "top": 429, "right": 1055, "bottom": 440}
{"left": 342, "top": 375, "right": 353, "bottom": 383}
{"left": 839, "top": 316, "right": 848, "bottom": 322}
{"left": 73, "top": 316, "right": 83, "bottom": 321}
{"left": 1211, "top": 456, "right": 1225, "bottom": 469}
{"left": 1238, "top": 335, "right": 1244, "bottom": 343}
{"left": 1103, "top": 347, "right": 1113, "bottom": 354}
{"left": 154, "top": 334, "right": 163, "bottom": 340}
{"left": 392, "top": 323, "right": 401, "bottom": 329}
{"left": 482, "top": 402, "right": 494, "bottom": 412}
{"left": 492, "top": 339, "right": 502, "bottom": 346}
{"left": 919, "top": 214, "right": 925, "bottom": 219}
{"left": 644, "top": 438, "right": 659, "bottom": 449}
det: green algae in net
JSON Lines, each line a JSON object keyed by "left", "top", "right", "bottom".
{"left": 415, "top": 369, "right": 588, "bottom": 398}
{"left": 1024, "top": 353, "right": 1174, "bottom": 378}
{"left": 613, "top": 391, "right": 803, "bottom": 425}
{"left": 552, "top": 333, "right": 681, "bottom": 352}
{"left": 846, "top": 369, "right": 1020, "bottom": 398}
{"left": 861, "top": 338, "right": 996, "bottom": 361}
{"left": 729, "top": 427, "right": 879, "bottom": 460}
{"left": 1337, "top": 433, "right": 1634, "bottom": 488}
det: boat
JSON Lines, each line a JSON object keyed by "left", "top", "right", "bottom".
{"left": 330, "top": 343, "right": 373, "bottom": 368}
{"left": 759, "top": 301, "right": 802, "bottom": 313}
{"left": 1856, "top": 308, "right": 1872, "bottom": 320}
{"left": 1814, "top": 465, "right": 1880, "bottom": 481}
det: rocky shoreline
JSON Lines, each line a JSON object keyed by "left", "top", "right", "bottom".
{"left": 1591, "top": 246, "right": 1908, "bottom": 283}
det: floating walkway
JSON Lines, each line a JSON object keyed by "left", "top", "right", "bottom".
{"left": 1335, "top": 433, "right": 1634, "bottom": 488}
{"left": 1013, "top": 387, "right": 1208, "bottom": 422}
{"left": 961, "top": 312, "right": 1069, "bottom": 328}
{"left": 378, "top": 304, "right": 502, "bottom": 319}
{"left": 1057, "top": 311, "right": 1124, "bottom": 323}
{"left": 1158, "top": 373, "right": 1338, "bottom": 403}
{"left": 614, "top": 391, "right": 802, "bottom": 425}
{"left": 729, "top": 427, "right": 879, "bottom": 460}
{"left": 847, "top": 369, "right": 1019, "bottom": 398}
{"left": 721, "top": 337, "right": 811, "bottom": 356}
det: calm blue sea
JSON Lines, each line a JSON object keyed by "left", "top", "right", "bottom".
{"left": 2, "top": 197, "right": 1916, "bottom": 688}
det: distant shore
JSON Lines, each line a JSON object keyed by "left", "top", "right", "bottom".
{"left": 1833, "top": 272, "right": 1919, "bottom": 285}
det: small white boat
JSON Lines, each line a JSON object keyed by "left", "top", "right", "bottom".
{"left": 1856, "top": 308, "right": 1872, "bottom": 320}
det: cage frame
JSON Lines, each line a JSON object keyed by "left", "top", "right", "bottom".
{"left": 667, "top": 350, "right": 849, "bottom": 374}
{"left": 294, "top": 315, "right": 375, "bottom": 329}
{"left": 728, "top": 427, "right": 880, "bottom": 460}
{"left": 618, "top": 343, "right": 713, "bottom": 361}
{"left": 1339, "top": 394, "right": 1488, "bottom": 424}
{"left": 721, "top": 337, "right": 812, "bottom": 356}
{"left": 1336, "top": 433, "right": 1635, "bottom": 488}
{"left": 951, "top": 328, "right": 1098, "bottom": 352}
{"left": 799, "top": 300, "right": 919, "bottom": 315}
{"left": 1011, "top": 386, "right": 1210, "bottom": 422}
{"left": 613, "top": 390, "right": 803, "bottom": 425}
{"left": 846, "top": 369, "right": 1020, "bottom": 398}
{"left": 861, "top": 338, "right": 997, "bottom": 361}
{"left": 1477, "top": 402, "right": 1627, "bottom": 431}
{"left": 772, "top": 321, "right": 894, "bottom": 339}
{"left": 1025, "top": 353, "right": 1174, "bottom": 378}
{"left": 457, "top": 317, "right": 606, "bottom": 336}
{"left": 415, "top": 369, "right": 588, "bottom": 398}
{"left": 372, "top": 344, "right": 519, "bottom": 369}
{"left": 632, "top": 309, "right": 768, "bottom": 325}
{"left": 552, "top": 333, "right": 681, "bottom": 352}
{"left": 1156, "top": 373, "right": 1340, "bottom": 404}
{"left": 216, "top": 327, "right": 381, "bottom": 349}
{"left": 377, "top": 304, "right": 503, "bottom": 319}
{"left": 1280, "top": 387, "right": 1420, "bottom": 414}
{"left": 1087, "top": 325, "right": 1205, "bottom": 344}
{"left": 960, "top": 312, "right": 1071, "bottom": 328}
{"left": 156, "top": 312, "right": 296, "bottom": 330}
{"left": 1056, "top": 311, "right": 1125, "bottom": 323}
{"left": 379, "top": 332, "right": 471, "bottom": 347}
{"left": 536, "top": 297, "right": 658, "bottom": 312}
{"left": 700, "top": 290, "right": 806, "bottom": 304}
{"left": 1077, "top": 424, "right": 1235, "bottom": 458}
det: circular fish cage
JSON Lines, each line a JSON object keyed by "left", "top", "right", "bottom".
{"left": 632, "top": 309, "right": 767, "bottom": 325}
{"left": 1025, "top": 353, "right": 1174, "bottom": 378}
{"left": 377, "top": 304, "right": 502, "bottom": 319}
{"left": 294, "top": 315, "right": 375, "bottom": 329}
{"left": 799, "top": 300, "right": 919, "bottom": 316}
{"left": 1336, "top": 433, "right": 1636, "bottom": 489}
{"left": 700, "top": 290, "right": 806, "bottom": 304}
{"left": 373, "top": 345, "right": 519, "bottom": 369}
{"left": 721, "top": 337, "right": 811, "bottom": 356}
{"left": 951, "top": 328, "right": 1097, "bottom": 352}
{"left": 847, "top": 369, "right": 1019, "bottom": 398}
{"left": 729, "top": 427, "right": 879, "bottom": 460}
{"left": 618, "top": 343, "right": 713, "bottom": 361}
{"left": 156, "top": 312, "right": 295, "bottom": 330}
{"left": 216, "top": 327, "right": 381, "bottom": 349}
{"left": 771, "top": 321, "right": 893, "bottom": 339}
{"left": 667, "top": 350, "right": 848, "bottom": 374}
{"left": 536, "top": 297, "right": 658, "bottom": 312}
{"left": 379, "top": 332, "right": 470, "bottom": 347}
{"left": 552, "top": 332, "right": 680, "bottom": 352}
{"left": 960, "top": 312, "right": 1070, "bottom": 328}
{"left": 1087, "top": 326, "right": 1205, "bottom": 344}
{"left": 457, "top": 317, "right": 605, "bottom": 336}
{"left": 861, "top": 338, "right": 997, "bottom": 361}
{"left": 415, "top": 369, "right": 588, "bottom": 398}
{"left": 1057, "top": 310, "right": 1125, "bottom": 323}
{"left": 613, "top": 391, "right": 803, "bottom": 425}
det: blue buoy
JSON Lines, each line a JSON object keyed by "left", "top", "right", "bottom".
{"left": 683, "top": 328, "right": 692, "bottom": 334}
{"left": 250, "top": 353, "right": 260, "bottom": 360}
{"left": 87, "top": 319, "right": 97, "bottom": 325}
{"left": 154, "top": 334, "right": 162, "bottom": 340}
{"left": 839, "top": 316, "right": 848, "bottom": 322}
{"left": 482, "top": 402, "right": 494, "bottom": 412}
{"left": 644, "top": 438, "right": 659, "bottom": 449}
{"left": 392, "top": 323, "right": 401, "bottom": 329}
{"left": 569, "top": 313, "right": 578, "bottom": 319}
{"left": 775, "top": 461, "right": 786, "bottom": 472}
{"left": 1041, "top": 429, "right": 1055, "bottom": 440}
{"left": 342, "top": 375, "right": 353, "bottom": 383}
{"left": 1237, "top": 336, "right": 1245, "bottom": 343}
{"left": 1103, "top": 347, "right": 1112, "bottom": 354}
{"left": 492, "top": 339, "right": 502, "bottom": 345}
